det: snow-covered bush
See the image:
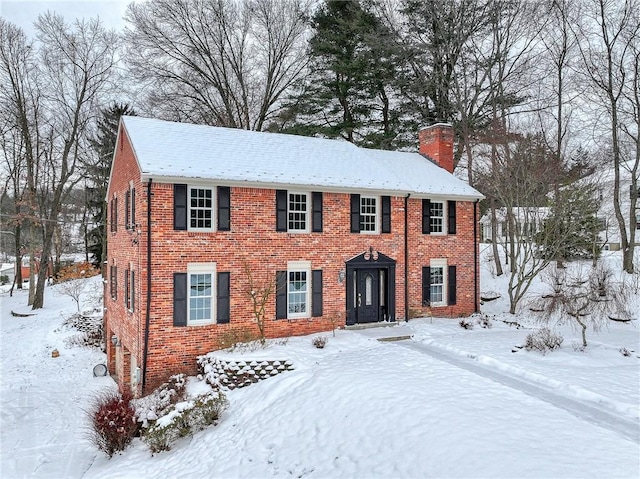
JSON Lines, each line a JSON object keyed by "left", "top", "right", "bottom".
{"left": 312, "top": 336, "right": 328, "bottom": 348}
{"left": 88, "top": 390, "right": 139, "bottom": 458}
{"left": 142, "top": 391, "right": 228, "bottom": 453}
{"left": 133, "top": 374, "right": 187, "bottom": 427}
{"left": 459, "top": 318, "right": 474, "bottom": 330}
{"left": 524, "top": 328, "right": 564, "bottom": 355}
{"left": 62, "top": 311, "right": 103, "bottom": 349}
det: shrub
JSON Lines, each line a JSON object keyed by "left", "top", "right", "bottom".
{"left": 619, "top": 347, "right": 632, "bottom": 357}
{"left": 142, "top": 391, "right": 229, "bottom": 453}
{"left": 312, "top": 336, "right": 328, "bottom": 349}
{"left": 55, "top": 262, "right": 99, "bottom": 282}
{"left": 459, "top": 318, "right": 474, "bottom": 330}
{"left": 134, "top": 374, "right": 187, "bottom": 427}
{"left": 0, "top": 274, "right": 9, "bottom": 285}
{"left": 88, "top": 390, "right": 139, "bottom": 458}
{"left": 524, "top": 328, "right": 564, "bottom": 355}
{"left": 62, "top": 312, "right": 103, "bottom": 349}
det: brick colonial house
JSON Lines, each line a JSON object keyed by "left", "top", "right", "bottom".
{"left": 105, "top": 117, "right": 483, "bottom": 395}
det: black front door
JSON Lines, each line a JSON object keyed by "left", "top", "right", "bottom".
{"left": 357, "top": 268, "right": 379, "bottom": 323}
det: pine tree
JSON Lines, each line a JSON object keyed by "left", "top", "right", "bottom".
{"left": 86, "top": 103, "right": 135, "bottom": 268}
{"left": 279, "top": 0, "right": 400, "bottom": 149}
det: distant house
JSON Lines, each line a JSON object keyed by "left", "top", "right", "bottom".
{"left": 480, "top": 207, "right": 549, "bottom": 243}
{"left": 591, "top": 166, "right": 639, "bottom": 251}
{"left": 104, "top": 117, "right": 484, "bottom": 395}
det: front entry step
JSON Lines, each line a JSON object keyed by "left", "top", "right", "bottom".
{"left": 344, "top": 321, "right": 398, "bottom": 331}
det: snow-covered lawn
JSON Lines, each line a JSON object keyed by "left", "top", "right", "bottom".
{"left": 1, "top": 253, "right": 639, "bottom": 478}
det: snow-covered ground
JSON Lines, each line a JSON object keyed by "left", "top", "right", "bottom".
{"left": 1, "top": 249, "right": 639, "bottom": 478}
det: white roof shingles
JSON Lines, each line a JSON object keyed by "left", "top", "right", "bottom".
{"left": 122, "top": 116, "right": 482, "bottom": 200}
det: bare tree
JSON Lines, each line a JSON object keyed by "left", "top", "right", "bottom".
{"left": 124, "top": 0, "right": 311, "bottom": 130}
{"left": 533, "top": 262, "right": 630, "bottom": 347}
{"left": 1, "top": 15, "right": 118, "bottom": 309}
{"left": 243, "top": 263, "right": 275, "bottom": 342}
{"left": 574, "top": 0, "right": 640, "bottom": 273}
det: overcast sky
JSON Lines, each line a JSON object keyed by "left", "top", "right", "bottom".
{"left": 2, "top": 0, "right": 131, "bottom": 38}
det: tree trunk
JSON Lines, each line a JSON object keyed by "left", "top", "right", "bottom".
{"left": 490, "top": 199, "right": 504, "bottom": 276}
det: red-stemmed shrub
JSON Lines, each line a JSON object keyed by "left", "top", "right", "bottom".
{"left": 89, "top": 390, "right": 139, "bottom": 457}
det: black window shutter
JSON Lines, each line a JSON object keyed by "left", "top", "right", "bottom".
{"left": 448, "top": 265, "right": 457, "bottom": 305}
{"left": 217, "top": 272, "right": 230, "bottom": 323}
{"left": 275, "top": 270, "right": 287, "bottom": 319}
{"left": 422, "top": 266, "right": 431, "bottom": 306}
{"left": 125, "top": 190, "right": 130, "bottom": 229}
{"left": 174, "top": 184, "right": 187, "bottom": 230}
{"left": 131, "top": 270, "right": 135, "bottom": 312}
{"left": 173, "top": 273, "right": 188, "bottom": 327}
{"left": 312, "top": 270, "right": 323, "bottom": 317}
{"left": 382, "top": 196, "right": 391, "bottom": 233}
{"left": 422, "top": 199, "right": 431, "bottom": 234}
{"left": 350, "top": 194, "right": 361, "bottom": 233}
{"left": 448, "top": 200, "right": 457, "bottom": 234}
{"left": 110, "top": 265, "right": 115, "bottom": 298}
{"left": 218, "top": 186, "right": 231, "bottom": 231}
{"left": 312, "top": 192, "right": 323, "bottom": 232}
{"left": 131, "top": 188, "right": 136, "bottom": 228}
{"left": 114, "top": 266, "right": 118, "bottom": 300}
{"left": 124, "top": 268, "right": 130, "bottom": 308}
{"left": 276, "top": 190, "right": 287, "bottom": 232}
{"left": 114, "top": 197, "right": 118, "bottom": 232}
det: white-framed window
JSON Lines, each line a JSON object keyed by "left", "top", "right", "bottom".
{"left": 287, "top": 260, "right": 310, "bottom": 319}
{"left": 430, "top": 201, "right": 445, "bottom": 234}
{"left": 430, "top": 259, "right": 447, "bottom": 306}
{"left": 187, "top": 262, "right": 216, "bottom": 325}
{"left": 636, "top": 213, "right": 640, "bottom": 230}
{"left": 288, "top": 192, "right": 309, "bottom": 232}
{"left": 360, "top": 196, "right": 378, "bottom": 233}
{"left": 189, "top": 187, "right": 215, "bottom": 231}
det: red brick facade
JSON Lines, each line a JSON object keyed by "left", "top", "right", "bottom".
{"left": 105, "top": 124, "right": 481, "bottom": 396}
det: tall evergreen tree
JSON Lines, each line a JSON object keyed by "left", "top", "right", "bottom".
{"left": 280, "top": 0, "right": 400, "bottom": 149}
{"left": 86, "top": 103, "right": 135, "bottom": 268}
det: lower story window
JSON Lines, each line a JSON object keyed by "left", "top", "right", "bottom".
{"left": 288, "top": 270, "right": 308, "bottom": 317}
{"left": 188, "top": 263, "right": 216, "bottom": 324}
{"left": 430, "top": 266, "right": 444, "bottom": 304}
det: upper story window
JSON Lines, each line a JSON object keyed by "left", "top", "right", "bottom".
{"left": 110, "top": 196, "right": 118, "bottom": 233}
{"left": 360, "top": 196, "right": 378, "bottom": 233}
{"left": 174, "top": 184, "right": 230, "bottom": 232}
{"left": 430, "top": 201, "right": 444, "bottom": 233}
{"left": 189, "top": 187, "right": 214, "bottom": 231}
{"left": 422, "top": 199, "right": 456, "bottom": 235}
{"left": 277, "top": 190, "right": 322, "bottom": 233}
{"left": 288, "top": 192, "right": 309, "bottom": 232}
{"left": 351, "top": 194, "right": 391, "bottom": 234}
{"left": 125, "top": 184, "right": 136, "bottom": 230}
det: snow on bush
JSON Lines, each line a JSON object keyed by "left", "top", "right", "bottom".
{"left": 141, "top": 391, "right": 229, "bottom": 453}
{"left": 524, "top": 328, "right": 564, "bottom": 355}
{"left": 312, "top": 336, "right": 328, "bottom": 349}
{"left": 133, "top": 374, "right": 187, "bottom": 427}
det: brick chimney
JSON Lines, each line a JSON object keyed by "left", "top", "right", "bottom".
{"left": 418, "top": 123, "right": 454, "bottom": 173}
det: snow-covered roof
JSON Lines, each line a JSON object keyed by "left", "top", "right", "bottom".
{"left": 120, "top": 116, "right": 483, "bottom": 200}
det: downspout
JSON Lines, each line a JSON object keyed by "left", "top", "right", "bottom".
{"left": 404, "top": 193, "right": 410, "bottom": 322}
{"left": 142, "top": 178, "right": 153, "bottom": 393}
{"left": 474, "top": 199, "right": 479, "bottom": 313}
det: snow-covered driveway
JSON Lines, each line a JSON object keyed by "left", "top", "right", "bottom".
{"left": 397, "top": 339, "right": 639, "bottom": 443}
